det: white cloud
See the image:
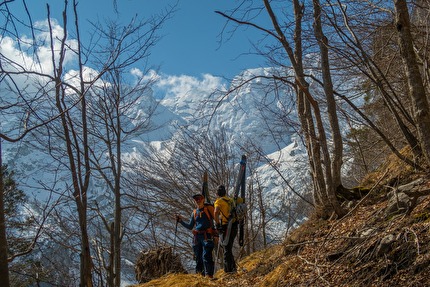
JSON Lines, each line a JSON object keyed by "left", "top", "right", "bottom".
{"left": 131, "top": 68, "right": 161, "bottom": 86}
{"left": 155, "top": 73, "right": 226, "bottom": 99}
{"left": 1, "top": 19, "right": 78, "bottom": 77}
{"left": 130, "top": 67, "right": 144, "bottom": 79}
{"left": 2, "top": 17, "right": 226, "bottom": 102}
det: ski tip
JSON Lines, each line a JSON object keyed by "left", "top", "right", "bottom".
{"left": 240, "top": 154, "right": 247, "bottom": 164}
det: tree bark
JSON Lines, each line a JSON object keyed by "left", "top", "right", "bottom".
{"left": 312, "top": 0, "right": 345, "bottom": 217}
{"left": 0, "top": 142, "right": 10, "bottom": 287}
{"left": 264, "top": 0, "right": 344, "bottom": 217}
{"left": 312, "top": 0, "right": 343, "bottom": 188}
{"left": 395, "top": 0, "right": 430, "bottom": 166}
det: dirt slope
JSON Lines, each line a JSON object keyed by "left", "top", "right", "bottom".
{"left": 134, "top": 156, "right": 430, "bottom": 287}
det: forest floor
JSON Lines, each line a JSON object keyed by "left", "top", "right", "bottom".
{"left": 133, "top": 152, "right": 430, "bottom": 287}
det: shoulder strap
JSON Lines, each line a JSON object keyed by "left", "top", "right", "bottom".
{"left": 203, "top": 206, "right": 213, "bottom": 222}
{"left": 221, "top": 197, "right": 234, "bottom": 209}
{"left": 217, "top": 198, "right": 232, "bottom": 221}
{"left": 193, "top": 206, "right": 214, "bottom": 222}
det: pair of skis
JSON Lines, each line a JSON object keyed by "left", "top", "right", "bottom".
{"left": 221, "top": 155, "right": 247, "bottom": 247}
{"left": 236, "top": 155, "right": 246, "bottom": 247}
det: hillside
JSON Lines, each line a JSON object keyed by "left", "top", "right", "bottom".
{"left": 132, "top": 153, "right": 430, "bottom": 287}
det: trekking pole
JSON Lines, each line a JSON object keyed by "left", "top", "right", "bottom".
{"left": 213, "top": 234, "right": 222, "bottom": 274}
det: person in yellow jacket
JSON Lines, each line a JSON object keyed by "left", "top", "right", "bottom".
{"left": 214, "top": 185, "right": 237, "bottom": 273}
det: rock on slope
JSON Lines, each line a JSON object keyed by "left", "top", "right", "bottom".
{"left": 133, "top": 152, "right": 430, "bottom": 287}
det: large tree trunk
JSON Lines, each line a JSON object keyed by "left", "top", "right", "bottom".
{"left": 114, "top": 100, "right": 122, "bottom": 287}
{"left": 395, "top": 0, "right": 430, "bottom": 166}
{"left": 0, "top": 145, "right": 10, "bottom": 287}
{"left": 264, "top": 0, "right": 345, "bottom": 218}
{"left": 312, "top": 0, "right": 343, "bottom": 188}
{"left": 312, "top": 0, "right": 345, "bottom": 217}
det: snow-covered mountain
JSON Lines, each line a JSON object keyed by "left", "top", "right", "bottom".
{"left": 144, "top": 69, "right": 311, "bottom": 244}
{"left": 2, "top": 66, "right": 314, "bottom": 285}
{"left": 3, "top": 66, "right": 309, "bottom": 237}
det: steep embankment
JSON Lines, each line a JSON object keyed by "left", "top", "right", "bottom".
{"left": 134, "top": 154, "right": 430, "bottom": 287}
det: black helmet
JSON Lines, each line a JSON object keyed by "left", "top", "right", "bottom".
{"left": 217, "top": 185, "right": 226, "bottom": 196}
{"left": 192, "top": 194, "right": 204, "bottom": 201}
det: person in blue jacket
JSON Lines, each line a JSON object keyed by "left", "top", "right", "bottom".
{"left": 176, "top": 194, "right": 215, "bottom": 278}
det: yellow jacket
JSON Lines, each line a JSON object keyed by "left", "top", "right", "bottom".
{"left": 214, "top": 196, "right": 244, "bottom": 225}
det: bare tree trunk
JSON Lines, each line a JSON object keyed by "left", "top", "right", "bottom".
{"left": 297, "top": 87, "right": 327, "bottom": 210}
{"left": 0, "top": 142, "right": 10, "bottom": 287}
{"left": 114, "top": 84, "right": 122, "bottom": 287}
{"left": 50, "top": 3, "right": 93, "bottom": 285}
{"left": 55, "top": 81, "right": 94, "bottom": 287}
{"left": 312, "top": 0, "right": 345, "bottom": 217}
{"left": 395, "top": 0, "right": 430, "bottom": 165}
{"left": 290, "top": 0, "right": 331, "bottom": 213}
{"left": 107, "top": 222, "right": 114, "bottom": 287}
{"left": 312, "top": 0, "right": 343, "bottom": 188}
{"left": 255, "top": 177, "right": 267, "bottom": 248}
{"left": 291, "top": 0, "right": 327, "bottom": 210}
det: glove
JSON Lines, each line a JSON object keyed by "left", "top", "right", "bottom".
{"left": 176, "top": 215, "right": 182, "bottom": 222}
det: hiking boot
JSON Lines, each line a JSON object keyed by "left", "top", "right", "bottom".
{"left": 225, "top": 267, "right": 237, "bottom": 273}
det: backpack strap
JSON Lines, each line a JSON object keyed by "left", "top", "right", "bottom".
{"left": 221, "top": 197, "right": 236, "bottom": 207}
{"left": 193, "top": 206, "right": 216, "bottom": 235}
{"left": 205, "top": 205, "right": 214, "bottom": 221}
{"left": 219, "top": 197, "right": 234, "bottom": 220}
{"left": 193, "top": 206, "right": 214, "bottom": 223}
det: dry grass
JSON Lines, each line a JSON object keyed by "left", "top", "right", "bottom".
{"left": 134, "top": 273, "right": 216, "bottom": 287}
{"left": 132, "top": 151, "right": 430, "bottom": 287}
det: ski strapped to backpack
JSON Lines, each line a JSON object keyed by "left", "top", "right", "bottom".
{"left": 195, "top": 171, "right": 218, "bottom": 238}
{"left": 202, "top": 170, "right": 210, "bottom": 204}
{"left": 221, "top": 155, "right": 247, "bottom": 247}
{"left": 237, "top": 155, "right": 247, "bottom": 246}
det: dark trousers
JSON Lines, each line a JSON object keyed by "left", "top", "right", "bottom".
{"left": 193, "top": 234, "right": 214, "bottom": 276}
{"left": 222, "top": 222, "right": 238, "bottom": 273}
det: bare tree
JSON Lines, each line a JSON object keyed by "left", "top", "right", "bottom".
{"left": 216, "top": 0, "right": 345, "bottom": 218}
{"left": 48, "top": 2, "right": 94, "bottom": 284}
{"left": 1, "top": 0, "right": 171, "bottom": 285}
{"left": 0, "top": 0, "right": 63, "bottom": 285}
{"left": 0, "top": 143, "right": 9, "bottom": 287}
{"left": 129, "top": 127, "right": 238, "bottom": 263}
{"left": 0, "top": 0, "right": 94, "bottom": 283}
{"left": 323, "top": 0, "right": 423, "bottom": 171}
{"left": 312, "top": 0, "right": 344, "bottom": 195}
{"left": 84, "top": 15, "right": 166, "bottom": 285}
{"left": 394, "top": 0, "right": 430, "bottom": 165}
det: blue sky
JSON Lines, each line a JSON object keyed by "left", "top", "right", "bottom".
{"left": 12, "top": 0, "right": 267, "bottom": 79}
